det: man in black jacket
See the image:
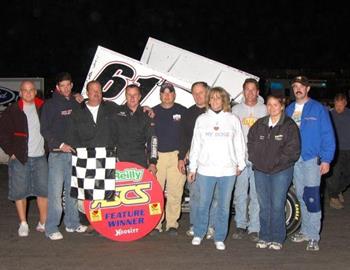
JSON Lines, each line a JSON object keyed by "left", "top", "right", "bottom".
{"left": 114, "top": 84, "right": 157, "bottom": 174}
{"left": 0, "top": 80, "right": 47, "bottom": 237}
{"left": 41, "top": 72, "right": 87, "bottom": 240}
{"left": 67, "top": 80, "right": 120, "bottom": 148}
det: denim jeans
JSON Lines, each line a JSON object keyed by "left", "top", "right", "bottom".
{"left": 293, "top": 157, "right": 321, "bottom": 241}
{"left": 194, "top": 173, "right": 236, "bottom": 242}
{"left": 188, "top": 180, "right": 217, "bottom": 229}
{"left": 45, "top": 152, "right": 80, "bottom": 236}
{"left": 233, "top": 162, "right": 259, "bottom": 233}
{"left": 254, "top": 167, "right": 293, "bottom": 244}
{"left": 8, "top": 156, "right": 48, "bottom": 201}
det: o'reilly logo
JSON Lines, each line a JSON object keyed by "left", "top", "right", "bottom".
{"left": 0, "top": 86, "right": 16, "bottom": 105}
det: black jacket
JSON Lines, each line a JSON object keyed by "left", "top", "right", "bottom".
{"left": 66, "top": 101, "right": 121, "bottom": 148}
{"left": 0, "top": 98, "right": 44, "bottom": 164}
{"left": 248, "top": 113, "right": 301, "bottom": 174}
{"left": 40, "top": 91, "right": 79, "bottom": 151}
{"left": 178, "top": 105, "right": 206, "bottom": 160}
{"left": 114, "top": 104, "right": 157, "bottom": 168}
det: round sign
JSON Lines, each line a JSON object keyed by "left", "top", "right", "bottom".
{"left": 84, "top": 162, "right": 164, "bottom": 241}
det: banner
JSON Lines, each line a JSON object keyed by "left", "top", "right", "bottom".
{"left": 84, "top": 162, "right": 164, "bottom": 241}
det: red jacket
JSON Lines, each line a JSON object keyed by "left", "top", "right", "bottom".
{"left": 0, "top": 98, "right": 44, "bottom": 164}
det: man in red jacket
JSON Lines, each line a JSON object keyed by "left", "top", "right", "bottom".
{"left": 0, "top": 80, "right": 48, "bottom": 237}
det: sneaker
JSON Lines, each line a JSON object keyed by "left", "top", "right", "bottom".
{"left": 18, "top": 222, "right": 29, "bottom": 237}
{"left": 338, "top": 193, "right": 345, "bottom": 203}
{"left": 256, "top": 240, "right": 270, "bottom": 249}
{"left": 232, "top": 228, "right": 246, "bottom": 239}
{"left": 206, "top": 227, "right": 215, "bottom": 240}
{"left": 36, "top": 222, "right": 45, "bottom": 233}
{"left": 48, "top": 231, "right": 63, "bottom": 240}
{"left": 330, "top": 197, "right": 344, "bottom": 209}
{"left": 268, "top": 242, "right": 283, "bottom": 250}
{"left": 248, "top": 232, "right": 259, "bottom": 242}
{"left": 215, "top": 241, "right": 226, "bottom": 250}
{"left": 65, "top": 224, "right": 88, "bottom": 233}
{"left": 186, "top": 226, "right": 194, "bottom": 237}
{"left": 306, "top": 239, "right": 319, "bottom": 251}
{"left": 167, "top": 227, "right": 178, "bottom": 236}
{"left": 290, "top": 232, "right": 308, "bottom": 243}
{"left": 192, "top": 237, "right": 202, "bottom": 246}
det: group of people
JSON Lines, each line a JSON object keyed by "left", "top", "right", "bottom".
{"left": 182, "top": 76, "right": 337, "bottom": 252}
{"left": 0, "top": 73, "right": 347, "bottom": 253}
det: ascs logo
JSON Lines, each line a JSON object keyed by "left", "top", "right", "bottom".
{"left": 0, "top": 86, "right": 16, "bottom": 105}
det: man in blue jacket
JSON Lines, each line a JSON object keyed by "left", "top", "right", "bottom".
{"left": 286, "top": 76, "right": 335, "bottom": 251}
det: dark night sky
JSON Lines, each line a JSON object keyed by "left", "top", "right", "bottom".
{"left": 1, "top": 0, "right": 349, "bottom": 91}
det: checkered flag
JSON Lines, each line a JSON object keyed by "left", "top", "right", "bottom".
{"left": 71, "top": 147, "right": 116, "bottom": 200}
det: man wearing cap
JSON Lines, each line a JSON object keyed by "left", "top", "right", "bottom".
{"left": 286, "top": 76, "right": 335, "bottom": 251}
{"left": 152, "top": 82, "right": 187, "bottom": 235}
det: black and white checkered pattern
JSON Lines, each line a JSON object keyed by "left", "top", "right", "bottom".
{"left": 70, "top": 147, "right": 116, "bottom": 200}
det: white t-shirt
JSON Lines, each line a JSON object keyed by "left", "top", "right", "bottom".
{"left": 86, "top": 103, "right": 100, "bottom": 123}
{"left": 23, "top": 103, "right": 45, "bottom": 157}
{"left": 292, "top": 103, "right": 304, "bottom": 127}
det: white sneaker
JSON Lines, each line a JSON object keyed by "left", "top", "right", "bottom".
{"left": 206, "top": 227, "right": 215, "bottom": 240}
{"left": 36, "top": 222, "right": 45, "bottom": 232}
{"left": 192, "top": 237, "right": 202, "bottom": 246}
{"left": 65, "top": 225, "right": 88, "bottom": 233}
{"left": 215, "top": 241, "right": 226, "bottom": 250}
{"left": 18, "top": 222, "right": 29, "bottom": 237}
{"left": 48, "top": 231, "right": 63, "bottom": 240}
{"left": 268, "top": 242, "right": 283, "bottom": 250}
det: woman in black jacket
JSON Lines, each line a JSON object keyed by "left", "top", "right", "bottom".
{"left": 247, "top": 95, "right": 300, "bottom": 250}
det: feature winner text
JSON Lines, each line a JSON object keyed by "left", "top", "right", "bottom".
{"left": 105, "top": 210, "right": 145, "bottom": 236}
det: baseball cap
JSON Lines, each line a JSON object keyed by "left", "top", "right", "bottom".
{"left": 291, "top": 76, "right": 309, "bottom": 87}
{"left": 160, "top": 82, "right": 175, "bottom": 93}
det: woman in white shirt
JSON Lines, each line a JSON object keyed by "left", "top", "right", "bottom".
{"left": 187, "top": 87, "right": 246, "bottom": 250}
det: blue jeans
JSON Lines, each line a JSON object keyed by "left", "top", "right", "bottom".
{"left": 45, "top": 153, "right": 80, "bottom": 236}
{"left": 254, "top": 167, "right": 293, "bottom": 244}
{"left": 194, "top": 173, "right": 236, "bottom": 242}
{"left": 233, "top": 162, "right": 259, "bottom": 233}
{"left": 188, "top": 180, "right": 217, "bottom": 229}
{"left": 293, "top": 157, "right": 321, "bottom": 241}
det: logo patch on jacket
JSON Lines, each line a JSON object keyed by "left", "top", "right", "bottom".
{"left": 173, "top": 114, "right": 181, "bottom": 121}
{"left": 274, "top": 134, "right": 283, "bottom": 141}
{"left": 61, "top": 109, "right": 72, "bottom": 116}
{"left": 117, "top": 111, "right": 127, "bottom": 117}
{"left": 259, "top": 135, "right": 265, "bottom": 140}
{"left": 304, "top": 116, "right": 317, "bottom": 121}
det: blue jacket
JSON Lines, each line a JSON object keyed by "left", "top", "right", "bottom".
{"left": 286, "top": 99, "right": 335, "bottom": 163}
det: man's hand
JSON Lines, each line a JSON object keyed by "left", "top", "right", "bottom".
{"left": 73, "top": 93, "right": 84, "bottom": 104}
{"left": 178, "top": 160, "right": 186, "bottom": 175}
{"left": 236, "top": 169, "right": 242, "bottom": 176}
{"left": 187, "top": 172, "right": 196, "bottom": 183}
{"left": 60, "top": 143, "right": 76, "bottom": 153}
{"left": 148, "top": 164, "right": 157, "bottom": 175}
{"left": 320, "top": 162, "right": 330, "bottom": 175}
{"left": 143, "top": 106, "right": 155, "bottom": 118}
{"left": 10, "top": 154, "right": 16, "bottom": 160}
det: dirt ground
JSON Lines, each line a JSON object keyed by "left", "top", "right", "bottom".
{"left": 0, "top": 164, "right": 349, "bottom": 270}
